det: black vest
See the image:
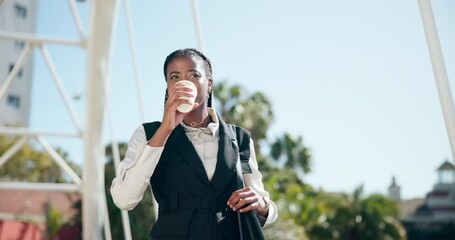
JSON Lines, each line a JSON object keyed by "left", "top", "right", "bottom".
{"left": 143, "top": 118, "right": 251, "bottom": 240}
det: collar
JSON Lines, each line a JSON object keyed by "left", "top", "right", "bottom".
{"left": 180, "top": 108, "right": 219, "bottom": 138}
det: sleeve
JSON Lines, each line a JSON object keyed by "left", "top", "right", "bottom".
{"left": 243, "top": 138, "right": 278, "bottom": 226}
{"left": 110, "top": 125, "right": 164, "bottom": 210}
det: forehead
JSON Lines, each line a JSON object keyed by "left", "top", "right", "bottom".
{"left": 166, "top": 56, "right": 204, "bottom": 73}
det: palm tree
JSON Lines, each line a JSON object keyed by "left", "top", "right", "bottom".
{"left": 270, "top": 132, "right": 312, "bottom": 174}
{"left": 213, "top": 80, "right": 274, "bottom": 153}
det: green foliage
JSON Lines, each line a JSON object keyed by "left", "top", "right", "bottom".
{"left": 270, "top": 132, "right": 312, "bottom": 173}
{"left": 104, "top": 143, "right": 156, "bottom": 240}
{"left": 44, "top": 202, "right": 65, "bottom": 239}
{"left": 214, "top": 80, "right": 274, "bottom": 152}
{"left": 304, "top": 186, "right": 407, "bottom": 240}
{"left": 0, "top": 135, "right": 80, "bottom": 182}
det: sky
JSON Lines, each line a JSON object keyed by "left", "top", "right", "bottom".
{"left": 25, "top": 0, "right": 455, "bottom": 200}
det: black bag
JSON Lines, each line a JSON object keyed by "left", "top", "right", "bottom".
{"left": 230, "top": 125, "right": 266, "bottom": 240}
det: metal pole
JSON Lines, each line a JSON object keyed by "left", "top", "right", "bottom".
{"left": 0, "top": 31, "right": 83, "bottom": 46}
{"left": 0, "top": 127, "right": 80, "bottom": 137}
{"left": 418, "top": 0, "right": 455, "bottom": 164}
{"left": 190, "top": 0, "right": 205, "bottom": 52}
{"left": 102, "top": 23, "right": 133, "bottom": 239}
{"left": 67, "top": 0, "right": 86, "bottom": 41}
{"left": 36, "top": 136, "right": 82, "bottom": 185}
{"left": 0, "top": 136, "right": 27, "bottom": 168}
{"left": 0, "top": 182, "right": 80, "bottom": 192}
{"left": 0, "top": 43, "right": 32, "bottom": 100}
{"left": 123, "top": 0, "right": 146, "bottom": 122}
{"left": 84, "top": 0, "right": 118, "bottom": 238}
{"left": 39, "top": 44, "right": 82, "bottom": 133}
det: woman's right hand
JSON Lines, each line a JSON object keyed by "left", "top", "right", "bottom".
{"left": 148, "top": 85, "right": 198, "bottom": 147}
{"left": 160, "top": 84, "right": 198, "bottom": 132}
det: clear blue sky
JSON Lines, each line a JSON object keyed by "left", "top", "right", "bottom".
{"left": 30, "top": 0, "right": 454, "bottom": 199}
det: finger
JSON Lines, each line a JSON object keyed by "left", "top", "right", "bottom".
{"left": 234, "top": 196, "right": 257, "bottom": 211}
{"left": 227, "top": 189, "right": 247, "bottom": 206}
{"left": 239, "top": 201, "right": 259, "bottom": 213}
{"left": 227, "top": 187, "right": 254, "bottom": 206}
{"left": 228, "top": 192, "right": 255, "bottom": 210}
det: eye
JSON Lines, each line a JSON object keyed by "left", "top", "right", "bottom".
{"left": 169, "top": 75, "right": 179, "bottom": 80}
{"left": 189, "top": 72, "right": 201, "bottom": 78}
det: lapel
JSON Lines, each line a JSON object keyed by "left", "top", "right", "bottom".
{"left": 167, "top": 124, "right": 210, "bottom": 184}
{"left": 210, "top": 117, "right": 239, "bottom": 197}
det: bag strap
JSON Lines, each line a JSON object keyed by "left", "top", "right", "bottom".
{"left": 228, "top": 125, "right": 265, "bottom": 240}
{"left": 229, "top": 124, "right": 252, "bottom": 175}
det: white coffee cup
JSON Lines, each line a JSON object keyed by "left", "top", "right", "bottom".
{"left": 175, "top": 80, "right": 197, "bottom": 113}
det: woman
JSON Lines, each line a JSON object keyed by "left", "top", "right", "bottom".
{"left": 111, "top": 48, "right": 277, "bottom": 240}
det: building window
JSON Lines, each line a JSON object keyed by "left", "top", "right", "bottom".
{"left": 14, "top": 4, "right": 27, "bottom": 19}
{"left": 8, "top": 64, "right": 23, "bottom": 78}
{"left": 7, "top": 94, "right": 21, "bottom": 108}
{"left": 15, "top": 41, "right": 25, "bottom": 49}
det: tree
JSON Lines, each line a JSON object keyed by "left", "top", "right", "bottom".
{"left": 0, "top": 135, "right": 81, "bottom": 183}
{"left": 307, "top": 186, "right": 407, "bottom": 240}
{"left": 104, "top": 143, "right": 156, "bottom": 240}
{"left": 215, "top": 81, "right": 312, "bottom": 239}
{"left": 270, "top": 132, "right": 312, "bottom": 174}
{"left": 214, "top": 80, "right": 274, "bottom": 152}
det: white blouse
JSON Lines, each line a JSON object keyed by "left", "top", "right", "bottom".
{"left": 110, "top": 110, "right": 278, "bottom": 225}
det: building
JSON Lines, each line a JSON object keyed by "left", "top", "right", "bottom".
{"left": 0, "top": 0, "right": 37, "bottom": 127}
{"left": 412, "top": 161, "right": 455, "bottom": 222}
{"left": 388, "top": 176, "right": 401, "bottom": 201}
{"left": 400, "top": 160, "right": 455, "bottom": 239}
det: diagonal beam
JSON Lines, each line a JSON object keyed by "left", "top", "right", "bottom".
{"left": 39, "top": 44, "right": 83, "bottom": 133}
{"left": 35, "top": 136, "right": 82, "bottom": 185}
{"left": 418, "top": 0, "right": 455, "bottom": 164}
{"left": 0, "top": 43, "right": 32, "bottom": 100}
{"left": 0, "top": 136, "right": 28, "bottom": 168}
{"left": 123, "top": 0, "right": 146, "bottom": 122}
{"left": 67, "top": 0, "right": 86, "bottom": 41}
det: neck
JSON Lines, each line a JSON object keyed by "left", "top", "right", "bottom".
{"left": 182, "top": 106, "right": 211, "bottom": 128}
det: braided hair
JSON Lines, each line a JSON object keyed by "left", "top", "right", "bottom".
{"left": 163, "top": 48, "right": 213, "bottom": 108}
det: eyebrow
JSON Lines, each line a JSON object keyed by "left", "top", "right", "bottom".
{"left": 168, "top": 71, "right": 180, "bottom": 76}
{"left": 168, "top": 69, "right": 200, "bottom": 76}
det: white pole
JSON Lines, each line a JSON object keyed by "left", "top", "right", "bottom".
{"left": 39, "top": 44, "right": 82, "bottom": 133}
{"left": 102, "top": 27, "right": 133, "bottom": 239}
{"left": 0, "top": 136, "right": 27, "bottom": 168}
{"left": 123, "top": 0, "right": 159, "bottom": 223}
{"left": 36, "top": 136, "right": 82, "bottom": 185}
{"left": 0, "top": 182, "right": 80, "bottom": 192}
{"left": 84, "top": 0, "right": 118, "bottom": 238}
{"left": 0, "top": 31, "right": 83, "bottom": 46}
{"left": 418, "top": 0, "right": 455, "bottom": 164}
{"left": 123, "top": 0, "right": 146, "bottom": 122}
{"left": 0, "top": 127, "right": 80, "bottom": 137}
{"left": 67, "top": 0, "right": 86, "bottom": 41}
{"left": 190, "top": 0, "right": 205, "bottom": 52}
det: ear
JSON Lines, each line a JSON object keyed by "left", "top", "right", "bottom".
{"left": 208, "top": 78, "right": 213, "bottom": 92}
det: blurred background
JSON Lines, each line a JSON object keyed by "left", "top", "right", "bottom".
{"left": 0, "top": 0, "right": 454, "bottom": 239}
